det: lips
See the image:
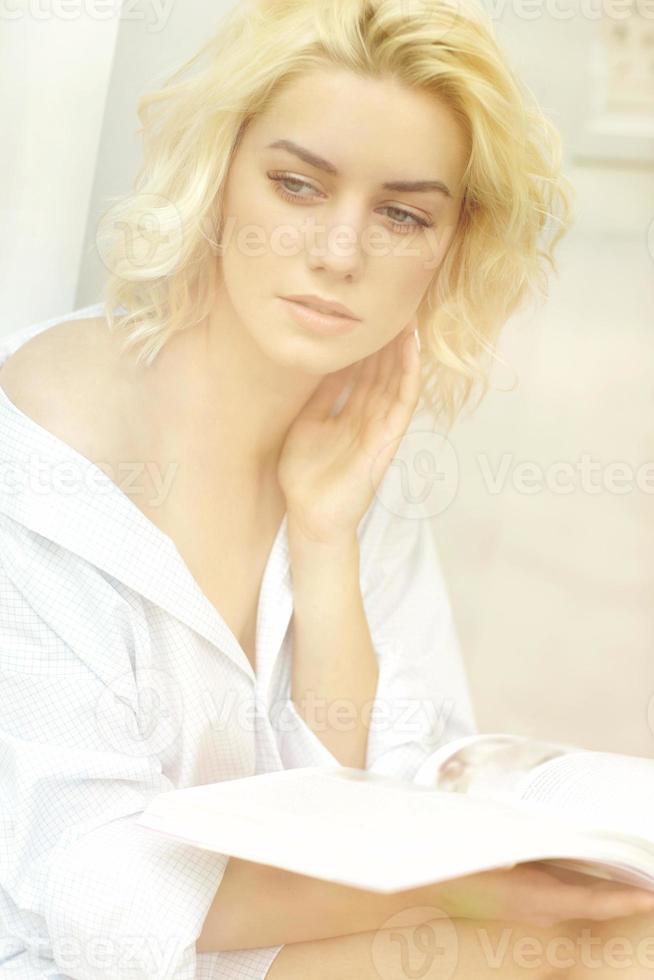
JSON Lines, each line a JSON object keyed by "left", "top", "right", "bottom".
{"left": 283, "top": 295, "right": 360, "bottom": 320}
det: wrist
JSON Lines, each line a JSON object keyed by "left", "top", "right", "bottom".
{"left": 287, "top": 516, "right": 360, "bottom": 562}
{"left": 287, "top": 523, "right": 362, "bottom": 607}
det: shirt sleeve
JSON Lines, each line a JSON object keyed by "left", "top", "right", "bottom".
{"left": 361, "top": 496, "right": 479, "bottom": 784}
{"left": 0, "top": 558, "right": 229, "bottom": 979}
{"left": 273, "top": 696, "right": 342, "bottom": 769}
{"left": 273, "top": 493, "right": 478, "bottom": 782}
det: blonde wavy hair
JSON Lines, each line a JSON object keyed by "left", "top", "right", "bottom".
{"left": 98, "top": 0, "right": 575, "bottom": 432}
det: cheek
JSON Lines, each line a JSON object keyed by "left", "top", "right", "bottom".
{"left": 222, "top": 168, "right": 276, "bottom": 243}
{"left": 217, "top": 244, "right": 265, "bottom": 331}
{"left": 238, "top": 174, "right": 293, "bottom": 237}
{"left": 377, "top": 222, "right": 455, "bottom": 300}
{"left": 219, "top": 192, "right": 283, "bottom": 285}
{"left": 383, "top": 260, "right": 435, "bottom": 315}
{"left": 410, "top": 229, "right": 450, "bottom": 283}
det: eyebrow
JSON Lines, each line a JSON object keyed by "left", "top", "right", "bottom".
{"left": 266, "top": 139, "right": 453, "bottom": 199}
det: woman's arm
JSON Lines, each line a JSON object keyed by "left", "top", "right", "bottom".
{"left": 196, "top": 854, "right": 446, "bottom": 953}
{"left": 286, "top": 523, "right": 379, "bottom": 768}
{"left": 197, "top": 857, "right": 654, "bottom": 954}
{"left": 274, "top": 323, "right": 422, "bottom": 770}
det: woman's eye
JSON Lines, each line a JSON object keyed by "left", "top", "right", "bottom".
{"left": 270, "top": 174, "right": 316, "bottom": 200}
{"left": 267, "top": 173, "right": 432, "bottom": 234}
{"left": 383, "top": 206, "right": 429, "bottom": 231}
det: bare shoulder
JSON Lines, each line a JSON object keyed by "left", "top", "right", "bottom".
{"left": 0, "top": 315, "right": 136, "bottom": 462}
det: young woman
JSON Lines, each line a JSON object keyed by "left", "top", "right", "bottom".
{"left": 1, "top": 0, "right": 653, "bottom": 978}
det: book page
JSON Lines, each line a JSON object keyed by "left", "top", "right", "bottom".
{"left": 421, "top": 733, "right": 578, "bottom": 800}
{"left": 512, "top": 751, "right": 654, "bottom": 887}
{"left": 516, "top": 750, "right": 654, "bottom": 846}
{"left": 138, "top": 765, "right": 652, "bottom": 893}
{"left": 375, "top": 737, "right": 654, "bottom": 889}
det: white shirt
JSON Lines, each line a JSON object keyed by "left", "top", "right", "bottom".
{"left": 0, "top": 303, "right": 477, "bottom": 980}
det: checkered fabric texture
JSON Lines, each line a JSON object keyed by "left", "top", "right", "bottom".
{"left": 0, "top": 304, "right": 477, "bottom": 978}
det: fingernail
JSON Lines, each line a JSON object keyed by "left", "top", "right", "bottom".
{"left": 414, "top": 327, "right": 421, "bottom": 353}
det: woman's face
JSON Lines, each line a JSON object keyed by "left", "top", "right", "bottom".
{"left": 216, "top": 65, "right": 469, "bottom": 370}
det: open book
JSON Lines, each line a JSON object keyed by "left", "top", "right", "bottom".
{"left": 138, "top": 733, "right": 654, "bottom": 894}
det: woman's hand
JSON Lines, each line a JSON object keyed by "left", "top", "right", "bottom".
{"left": 277, "top": 316, "right": 421, "bottom": 546}
{"left": 432, "top": 862, "right": 654, "bottom": 928}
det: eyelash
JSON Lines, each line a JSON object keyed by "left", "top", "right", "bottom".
{"left": 267, "top": 172, "right": 433, "bottom": 235}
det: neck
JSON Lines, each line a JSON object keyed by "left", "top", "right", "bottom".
{"left": 136, "top": 288, "right": 324, "bottom": 488}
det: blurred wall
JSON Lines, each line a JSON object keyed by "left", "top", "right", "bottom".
{"left": 76, "top": 0, "right": 235, "bottom": 310}
{"left": 0, "top": 9, "right": 120, "bottom": 329}
{"left": 428, "top": 2, "right": 654, "bottom": 758}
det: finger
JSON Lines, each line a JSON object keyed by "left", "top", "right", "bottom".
{"left": 341, "top": 320, "right": 415, "bottom": 426}
{"left": 381, "top": 321, "right": 416, "bottom": 399}
{"left": 367, "top": 323, "right": 416, "bottom": 422}
{"left": 339, "top": 348, "right": 382, "bottom": 423}
{"left": 375, "top": 330, "right": 403, "bottom": 395}
{"left": 299, "top": 364, "right": 357, "bottom": 422}
{"left": 365, "top": 341, "right": 398, "bottom": 420}
{"left": 585, "top": 884, "right": 654, "bottom": 919}
{"left": 384, "top": 330, "right": 422, "bottom": 432}
{"left": 549, "top": 883, "right": 654, "bottom": 924}
{"left": 382, "top": 318, "right": 418, "bottom": 401}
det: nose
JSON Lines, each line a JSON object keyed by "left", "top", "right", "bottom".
{"left": 303, "top": 208, "right": 366, "bottom": 280}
